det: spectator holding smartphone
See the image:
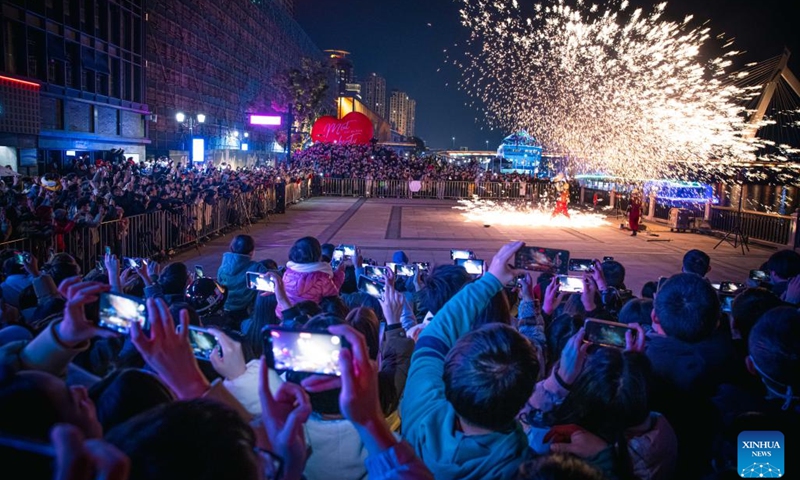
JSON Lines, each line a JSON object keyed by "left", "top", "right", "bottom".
{"left": 280, "top": 237, "right": 345, "bottom": 316}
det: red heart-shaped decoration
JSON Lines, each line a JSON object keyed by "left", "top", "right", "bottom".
{"left": 311, "top": 112, "right": 374, "bottom": 145}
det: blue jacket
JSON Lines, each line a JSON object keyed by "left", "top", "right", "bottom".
{"left": 216, "top": 253, "right": 265, "bottom": 313}
{"left": 400, "top": 273, "right": 532, "bottom": 479}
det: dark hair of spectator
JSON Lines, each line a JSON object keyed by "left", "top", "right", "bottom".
{"left": 654, "top": 273, "right": 720, "bottom": 343}
{"left": 230, "top": 234, "right": 256, "bottom": 256}
{"left": 682, "top": 249, "right": 711, "bottom": 276}
{"left": 289, "top": 236, "right": 322, "bottom": 264}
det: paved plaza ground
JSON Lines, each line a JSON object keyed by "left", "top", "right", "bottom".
{"left": 176, "top": 197, "right": 776, "bottom": 295}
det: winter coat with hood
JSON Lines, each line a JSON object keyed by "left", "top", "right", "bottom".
{"left": 280, "top": 261, "right": 345, "bottom": 311}
{"left": 216, "top": 252, "right": 265, "bottom": 313}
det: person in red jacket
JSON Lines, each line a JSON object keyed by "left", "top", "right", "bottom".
{"left": 628, "top": 189, "right": 642, "bottom": 236}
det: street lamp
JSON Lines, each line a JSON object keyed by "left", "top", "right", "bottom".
{"left": 485, "top": 140, "right": 489, "bottom": 150}
{"left": 175, "top": 112, "right": 206, "bottom": 137}
{"left": 452, "top": 137, "right": 456, "bottom": 149}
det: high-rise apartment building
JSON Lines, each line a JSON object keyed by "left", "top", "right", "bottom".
{"left": 407, "top": 98, "right": 416, "bottom": 137}
{"left": 364, "top": 73, "right": 386, "bottom": 119}
{"left": 389, "top": 90, "right": 416, "bottom": 137}
{"left": 324, "top": 50, "right": 354, "bottom": 96}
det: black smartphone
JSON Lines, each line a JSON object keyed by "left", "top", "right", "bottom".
{"left": 568, "top": 258, "right": 594, "bottom": 273}
{"left": 749, "top": 270, "right": 768, "bottom": 282}
{"left": 414, "top": 262, "right": 430, "bottom": 272}
{"left": 558, "top": 275, "right": 584, "bottom": 293}
{"left": 395, "top": 264, "right": 416, "bottom": 277}
{"left": 184, "top": 326, "right": 219, "bottom": 361}
{"left": 339, "top": 245, "right": 357, "bottom": 258}
{"left": 246, "top": 271, "right": 275, "bottom": 292}
{"left": 358, "top": 275, "right": 385, "bottom": 299}
{"left": 364, "top": 265, "right": 390, "bottom": 281}
{"left": 456, "top": 258, "right": 485, "bottom": 276}
{"left": 14, "top": 251, "right": 29, "bottom": 264}
{"left": 656, "top": 276, "right": 669, "bottom": 292}
{"left": 450, "top": 249, "right": 474, "bottom": 260}
{"left": 514, "top": 247, "right": 570, "bottom": 274}
{"left": 264, "top": 327, "right": 347, "bottom": 376}
{"left": 95, "top": 261, "right": 104, "bottom": 272}
{"left": 603, "top": 256, "right": 614, "bottom": 262}
{"left": 98, "top": 292, "right": 148, "bottom": 334}
{"left": 583, "top": 318, "right": 634, "bottom": 349}
{"left": 195, "top": 265, "right": 204, "bottom": 278}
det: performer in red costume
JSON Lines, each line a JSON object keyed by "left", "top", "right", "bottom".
{"left": 628, "top": 188, "right": 642, "bottom": 236}
{"left": 551, "top": 174, "right": 570, "bottom": 219}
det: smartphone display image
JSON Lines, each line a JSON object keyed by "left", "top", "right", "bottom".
{"left": 265, "top": 327, "right": 345, "bottom": 376}
{"left": 186, "top": 326, "right": 219, "bottom": 361}
{"left": 339, "top": 245, "right": 357, "bottom": 257}
{"left": 456, "top": 258, "right": 485, "bottom": 276}
{"left": 414, "top": 262, "right": 430, "bottom": 271}
{"left": 717, "top": 282, "right": 744, "bottom": 294}
{"left": 246, "top": 271, "right": 275, "bottom": 292}
{"left": 96, "top": 261, "right": 105, "bottom": 272}
{"left": 558, "top": 275, "right": 584, "bottom": 293}
{"left": 568, "top": 258, "right": 594, "bottom": 272}
{"left": 195, "top": 265, "right": 204, "bottom": 278}
{"left": 385, "top": 262, "right": 398, "bottom": 273}
{"left": 721, "top": 295, "right": 735, "bottom": 313}
{"left": 358, "top": 275, "right": 385, "bottom": 299}
{"left": 603, "top": 256, "right": 614, "bottom": 262}
{"left": 395, "top": 264, "right": 416, "bottom": 277}
{"left": 123, "top": 257, "right": 140, "bottom": 269}
{"left": 450, "top": 249, "right": 474, "bottom": 260}
{"left": 749, "top": 270, "right": 768, "bottom": 282}
{"left": 14, "top": 251, "right": 29, "bottom": 264}
{"left": 105, "top": 246, "right": 112, "bottom": 255}
{"left": 363, "top": 265, "right": 389, "bottom": 281}
{"left": 583, "top": 318, "right": 634, "bottom": 349}
{"left": 98, "top": 292, "right": 147, "bottom": 334}
{"left": 514, "top": 247, "right": 570, "bottom": 274}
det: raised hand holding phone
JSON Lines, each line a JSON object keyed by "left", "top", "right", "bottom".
{"left": 542, "top": 276, "right": 562, "bottom": 315}
{"left": 130, "top": 299, "right": 210, "bottom": 400}
{"left": 624, "top": 323, "right": 646, "bottom": 353}
{"left": 207, "top": 328, "right": 247, "bottom": 380}
{"left": 580, "top": 275, "right": 598, "bottom": 311}
{"left": 488, "top": 241, "right": 526, "bottom": 286}
{"left": 556, "top": 328, "right": 589, "bottom": 387}
{"left": 379, "top": 272, "right": 404, "bottom": 326}
{"left": 56, "top": 277, "right": 115, "bottom": 347}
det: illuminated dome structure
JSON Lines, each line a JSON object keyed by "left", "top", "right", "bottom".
{"left": 497, "top": 131, "right": 544, "bottom": 175}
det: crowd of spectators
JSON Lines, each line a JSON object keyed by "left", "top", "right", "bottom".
{"left": 0, "top": 225, "right": 798, "bottom": 479}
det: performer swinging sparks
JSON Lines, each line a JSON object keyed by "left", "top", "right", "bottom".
{"left": 551, "top": 173, "right": 570, "bottom": 219}
{"left": 627, "top": 188, "right": 642, "bottom": 236}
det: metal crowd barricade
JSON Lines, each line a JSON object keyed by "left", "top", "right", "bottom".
{"left": 710, "top": 206, "right": 797, "bottom": 246}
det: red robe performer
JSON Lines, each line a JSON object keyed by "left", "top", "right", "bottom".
{"left": 551, "top": 181, "right": 570, "bottom": 219}
{"left": 628, "top": 189, "right": 642, "bottom": 236}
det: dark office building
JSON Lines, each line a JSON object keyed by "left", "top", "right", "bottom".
{"left": 145, "top": 0, "right": 325, "bottom": 161}
{"left": 0, "top": 0, "right": 150, "bottom": 173}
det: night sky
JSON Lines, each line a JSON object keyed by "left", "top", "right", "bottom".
{"left": 295, "top": 0, "right": 800, "bottom": 151}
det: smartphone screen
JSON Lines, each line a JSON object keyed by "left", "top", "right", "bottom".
{"left": 195, "top": 265, "right": 204, "bottom": 278}
{"left": 749, "top": 270, "right": 768, "bottom": 282}
{"left": 246, "top": 271, "right": 275, "bottom": 292}
{"left": 450, "top": 249, "right": 474, "bottom": 260}
{"left": 514, "top": 247, "right": 570, "bottom": 274}
{"left": 332, "top": 249, "right": 344, "bottom": 263}
{"left": 340, "top": 245, "right": 356, "bottom": 257}
{"left": 456, "top": 258, "right": 485, "bottom": 276}
{"left": 718, "top": 282, "right": 743, "bottom": 294}
{"left": 721, "top": 295, "right": 735, "bottom": 313}
{"left": 584, "top": 318, "right": 633, "bottom": 349}
{"left": 14, "top": 252, "right": 27, "bottom": 264}
{"left": 358, "top": 275, "right": 385, "bottom": 299}
{"left": 123, "top": 257, "right": 139, "bottom": 269}
{"left": 558, "top": 275, "right": 584, "bottom": 293}
{"left": 264, "top": 327, "right": 345, "bottom": 376}
{"left": 98, "top": 292, "right": 147, "bottom": 334}
{"left": 568, "top": 258, "right": 594, "bottom": 273}
{"left": 364, "top": 265, "right": 389, "bottom": 281}
{"left": 186, "top": 326, "right": 219, "bottom": 361}
{"left": 414, "top": 262, "right": 430, "bottom": 272}
{"left": 96, "top": 261, "right": 105, "bottom": 272}
{"left": 105, "top": 246, "right": 112, "bottom": 255}
{"left": 395, "top": 264, "right": 416, "bottom": 277}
